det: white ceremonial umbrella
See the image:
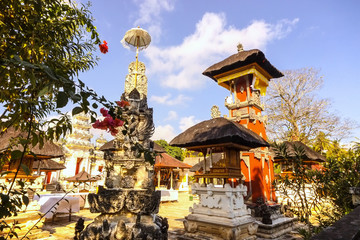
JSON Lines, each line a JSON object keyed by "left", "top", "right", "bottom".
{"left": 121, "top": 27, "right": 151, "bottom": 88}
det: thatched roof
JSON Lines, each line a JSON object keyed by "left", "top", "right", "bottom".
{"left": 65, "top": 170, "right": 100, "bottom": 182}
{"left": 0, "top": 128, "right": 64, "bottom": 158}
{"left": 272, "top": 141, "right": 326, "bottom": 163}
{"left": 190, "top": 153, "right": 222, "bottom": 172}
{"left": 203, "top": 49, "right": 283, "bottom": 81}
{"left": 155, "top": 153, "right": 192, "bottom": 169}
{"left": 33, "top": 159, "right": 66, "bottom": 171}
{"left": 99, "top": 139, "right": 115, "bottom": 151}
{"left": 153, "top": 142, "right": 166, "bottom": 153}
{"left": 170, "top": 118, "right": 269, "bottom": 150}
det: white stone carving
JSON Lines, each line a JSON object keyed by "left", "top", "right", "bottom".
{"left": 210, "top": 105, "right": 221, "bottom": 119}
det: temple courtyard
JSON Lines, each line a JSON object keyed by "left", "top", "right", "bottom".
{"left": 9, "top": 192, "right": 300, "bottom": 240}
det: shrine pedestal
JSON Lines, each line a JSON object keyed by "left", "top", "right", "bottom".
{"left": 255, "top": 217, "right": 296, "bottom": 239}
{"left": 184, "top": 183, "right": 258, "bottom": 240}
{"left": 251, "top": 198, "right": 297, "bottom": 239}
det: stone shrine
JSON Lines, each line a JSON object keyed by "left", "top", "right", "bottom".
{"left": 78, "top": 27, "right": 168, "bottom": 240}
{"left": 170, "top": 117, "right": 270, "bottom": 240}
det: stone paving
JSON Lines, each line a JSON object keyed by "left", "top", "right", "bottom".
{"left": 38, "top": 191, "right": 197, "bottom": 239}
{"left": 31, "top": 191, "right": 302, "bottom": 239}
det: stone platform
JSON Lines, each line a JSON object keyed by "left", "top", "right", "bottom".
{"left": 256, "top": 217, "right": 296, "bottom": 239}
{"left": 183, "top": 183, "right": 258, "bottom": 240}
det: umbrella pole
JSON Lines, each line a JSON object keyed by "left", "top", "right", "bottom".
{"left": 134, "top": 36, "right": 140, "bottom": 88}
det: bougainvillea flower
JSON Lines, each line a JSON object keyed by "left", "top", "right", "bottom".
{"left": 100, "top": 108, "right": 110, "bottom": 117}
{"left": 99, "top": 40, "right": 108, "bottom": 54}
{"left": 116, "top": 100, "right": 130, "bottom": 108}
{"left": 92, "top": 106, "right": 125, "bottom": 136}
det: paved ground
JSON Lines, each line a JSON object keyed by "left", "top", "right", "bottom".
{"left": 39, "top": 191, "right": 197, "bottom": 239}
{"left": 28, "top": 192, "right": 302, "bottom": 239}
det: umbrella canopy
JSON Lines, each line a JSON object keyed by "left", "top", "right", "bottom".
{"left": 0, "top": 127, "right": 64, "bottom": 159}
{"left": 155, "top": 153, "right": 192, "bottom": 169}
{"left": 65, "top": 170, "right": 100, "bottom": 182}
{"left": 170, "top": 117, "right": 269, "bottom": 151}
{"left": 121, "top": 27, "right": 151, "bottom": 51}
{"left": 272, "top": 141, "right": 326, "bottom": 163}
{"left": 33, "top": 159, "right": 65, "bottom": 171}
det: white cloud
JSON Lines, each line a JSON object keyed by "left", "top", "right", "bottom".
{"left": 152, "top": 124, "right": 177, "bottom": 142}
{"left": 179, "top": 116, "right": 200, "bottom": 131}
{"left": 165, "top": 111, "right": 178, "bottom": 121}
{"left": 145, "top": 13, "right": 299, "bottom": 90}
{"left": 150, "top": 94, "right": 191, "bottom": 105}
{"left": 89, "top": 128, "right": 112, "bottom": 143}
{"left": 133, "top": 0, "right": 175, "bottom": 40}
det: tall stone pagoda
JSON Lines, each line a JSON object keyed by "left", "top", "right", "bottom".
{"left": 78, "top": 27, "right": 168, "bottom": 240}
{"left": 203, "top": 44, "right": 283, "bottom": 202}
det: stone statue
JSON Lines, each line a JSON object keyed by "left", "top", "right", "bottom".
{"left": 77, "top": 45, "right": 167, "bottom": 240}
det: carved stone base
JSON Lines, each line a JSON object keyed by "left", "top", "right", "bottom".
{"left": 255, "top": 217, "right": 296, "bottom": 239}
{"left": 79, "top": 213, "right": 168, "bottom": 240}
{"left": 88, "top": 188, "right": 160, "bottom": 215}
{"left": 184, "top": 214, "right": 258, "bottom": 240}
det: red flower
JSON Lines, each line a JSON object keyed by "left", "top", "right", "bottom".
{"left": 116, "top": 100, "right": 130, "bottom": 108}
{"left": 99, "top": 40, "right": 108, "bottom": 54}
{"left": 100, "top": 108, "right": 110, "bottom": 117}
{"left": 92, "top": 106, "right": 125, "bottom": 136}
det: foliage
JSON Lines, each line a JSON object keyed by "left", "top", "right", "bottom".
{"left": 273, "top": 142, "right": 324, "bottom": 225}
{"left": 182, "top": 149, "right": 203, "bottom": 158}
{"left": 274, "top": 141, "right": 360, "bottom": 238}
{"left": 0, "top": 172, "right": 30, "bottom": 239}
{"left": 315, "top": 151, "right": 360, "bottom": 216}
{"left": 154, "top": 139, "right": 184, "bottom": 161}
{"left": 0, "top": 0, "right": 124, "bottom": 238}
{"left": 265, "top": 68, "right": 356, "bottom": 143}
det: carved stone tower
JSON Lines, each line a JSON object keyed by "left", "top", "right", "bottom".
{"left": 78, "top": 27, "right": 168, "bottom": 240}
{"left": 203, "top": 46, "right": 283, "bottom": 202}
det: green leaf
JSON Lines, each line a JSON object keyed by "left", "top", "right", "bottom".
{"left": 56, "top": 92, "right": 68, "bottom": 108}
{"left": 20, "top": 164, "right": 31, "bottom": 176}
{"left": 22, "top": 195, "right": 29, "bottom": 206}
{"left": 0, "top": 171, "right": 12, "bottom": 177}
{"left": 72, "top": 107, "right": 83, "bottom": 115}
{"left": 92, "top": 102, "right": 98, "bottom": 109}
{"left": 90, "top": 115, "right": 96, "bottom": 123}
{"left": 38, "top": 85, "right": 51, "bottom": 97}
{"left": 11, "top": 150, "right": 23, "bottom": 159}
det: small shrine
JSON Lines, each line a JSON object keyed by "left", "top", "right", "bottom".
{"left": 154, "top": 151, "right": 192, "bottom": 201}
{"left": 78, "top": 27, "right": 168, "bottom": 239}
{"left": 203, "top": 45, "right": 284, "bottom": 203}
{"left": 170, "top": 117, "right": 269, "bottom": 240}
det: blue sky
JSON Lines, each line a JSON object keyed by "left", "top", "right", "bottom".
{"left": 79, "top": 0, "right": 360, "bottom": 143}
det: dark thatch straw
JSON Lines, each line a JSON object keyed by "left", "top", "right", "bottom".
{"left": 169, "top": 118, "right": 269, "bottom": 150}
{"left": 203, "top": 49, "right": 283, "bottom": 81}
